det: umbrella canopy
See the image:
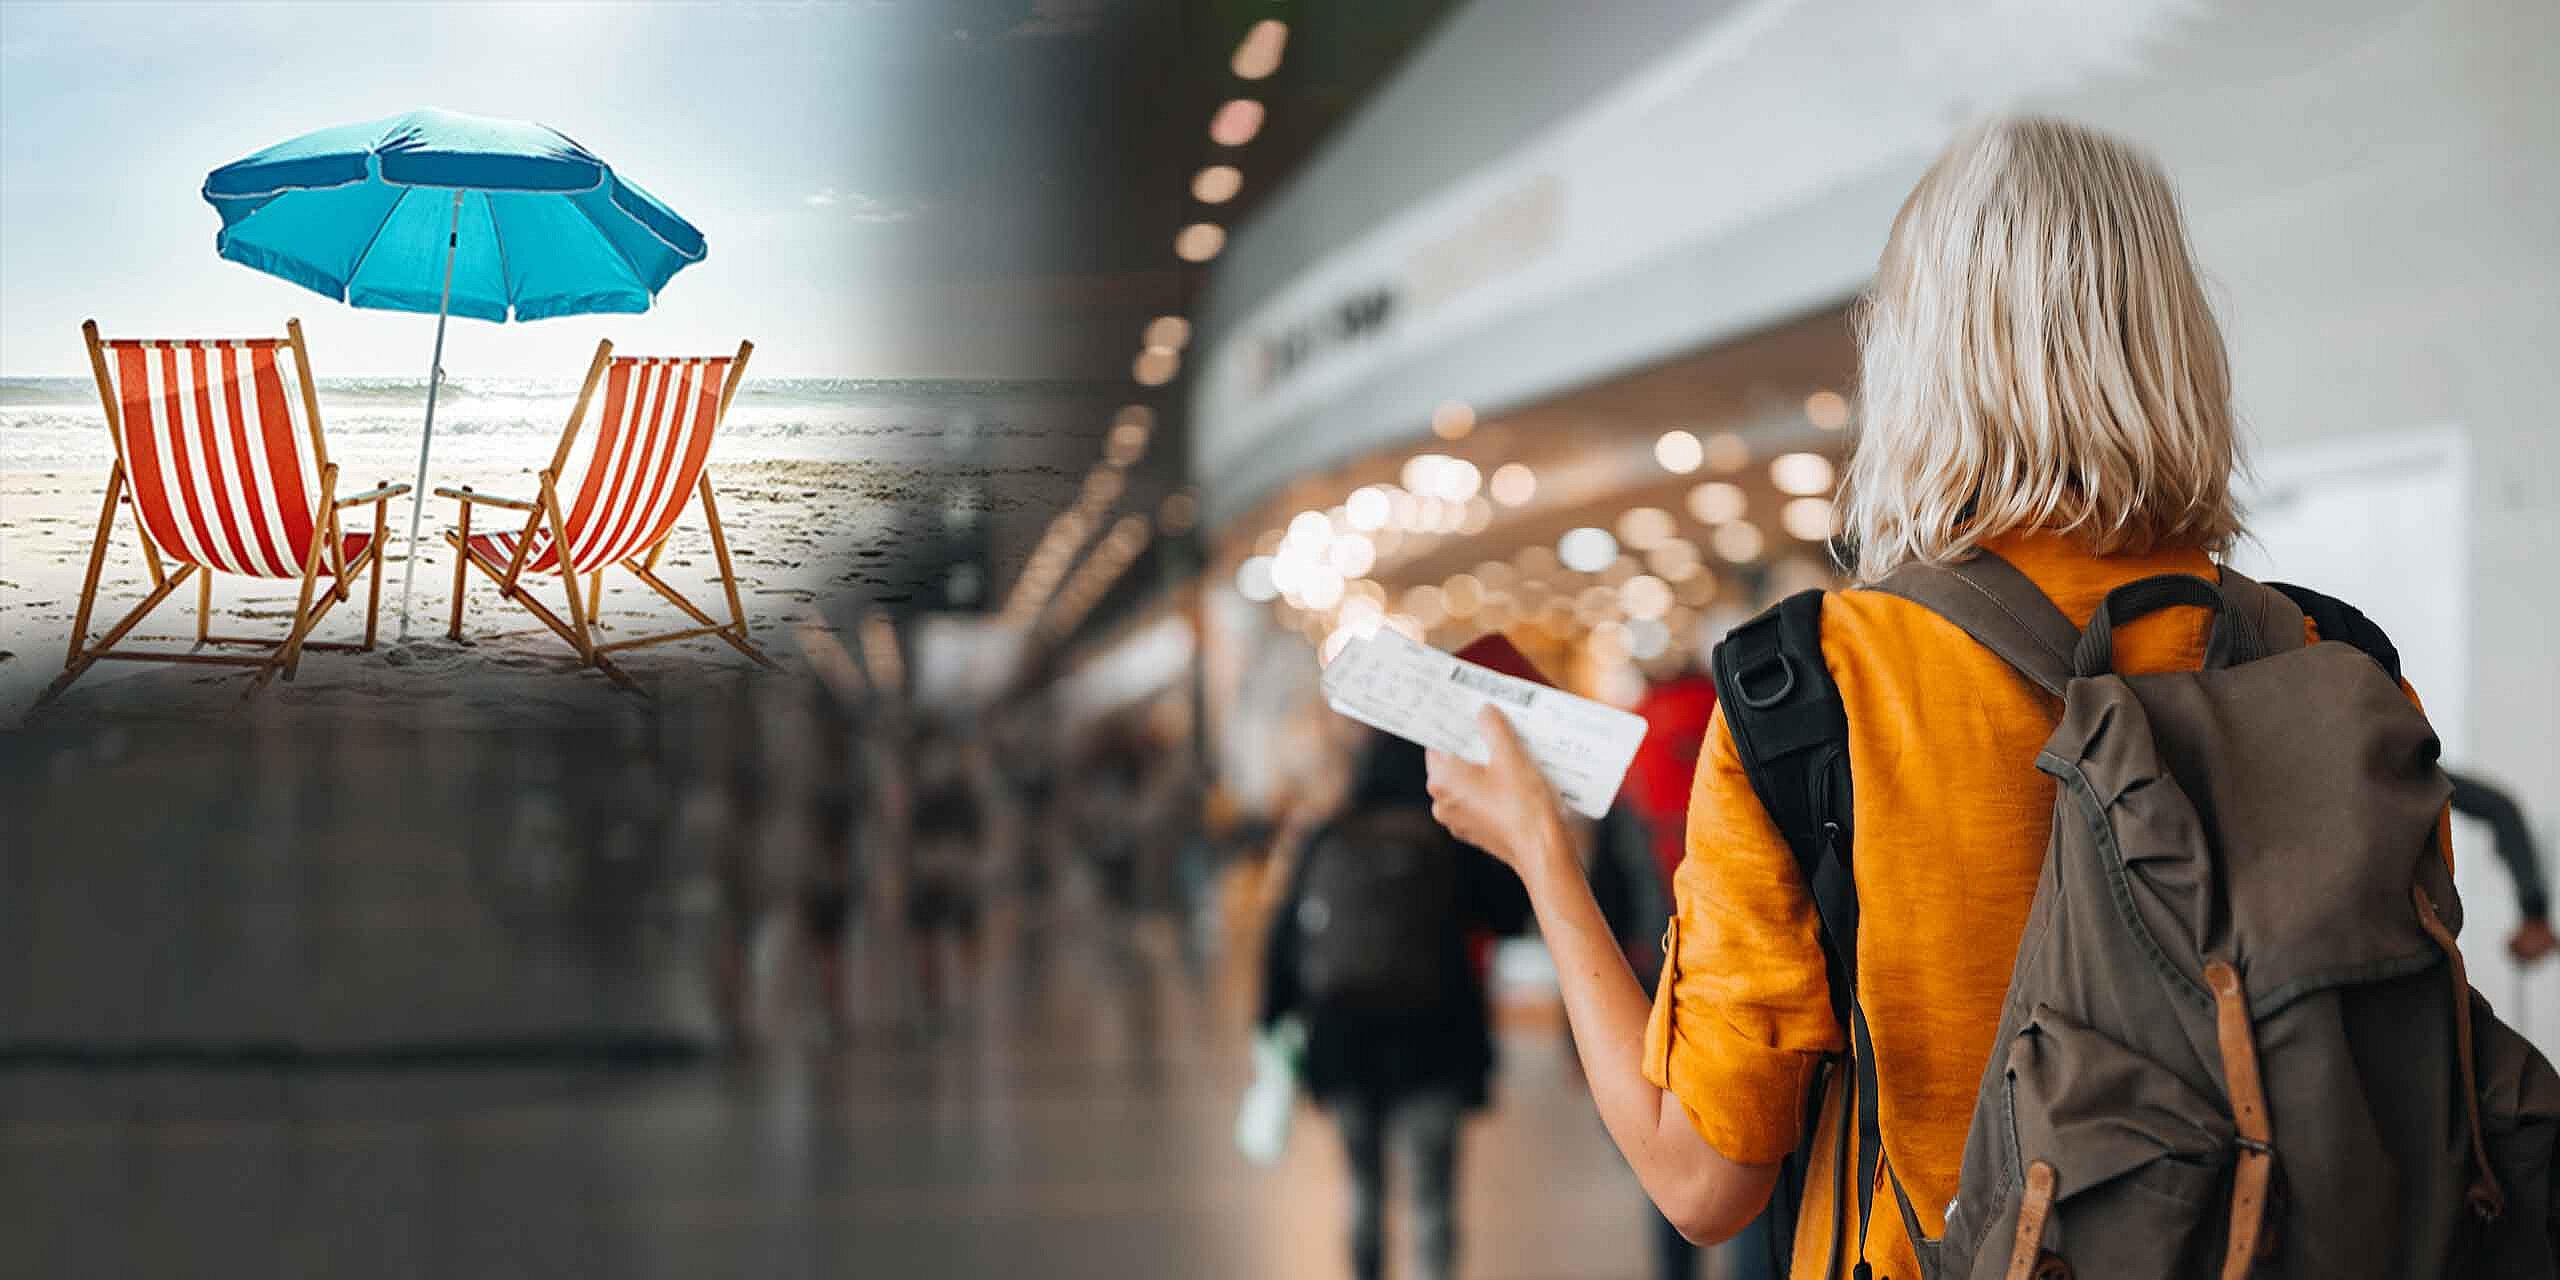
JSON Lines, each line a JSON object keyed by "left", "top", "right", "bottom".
{"left": 201, "top": 107, "right": 712, "bottom": 639}
{"left": 202, "top": 107, "right": 706, "bottom": 321}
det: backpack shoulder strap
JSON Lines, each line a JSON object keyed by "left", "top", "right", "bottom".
{"left": 1711, "top": 589, "right": 1858, "bottom": 1012}
{"left": 2259, "top": 577, "right": 2399, "bottom": 678}
{"left": 1870, "top": 551, "right": 2082, "bottom": 697}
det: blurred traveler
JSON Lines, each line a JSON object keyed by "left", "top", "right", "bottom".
{"left": 1075, "top": 719, "right": 1155, "bottom": 916}
{"left": 989, "top": 707, "right": 1064, "bottom": 903}
{"left": 2450, "top": 769, "right": 2556, "bottom": 964}
{"left": 1421, "top": 117, "right": 2558, "bottom": 1277}
{"left": 796, "top": 681, "right": 875, "bottom": 1043}
{"left": 693, "top": 676, "right": 769, "bottom": 1049}
{"left": 1259, "top": 730, "right": 1529, "bottom": 1280}
{"left": 904, "top": 726, "right": 1003, "bottom": 1023}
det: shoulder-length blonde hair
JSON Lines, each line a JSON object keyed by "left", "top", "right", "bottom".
{"left": 1840, "top": 116, "right": 2244, "bottom": 582}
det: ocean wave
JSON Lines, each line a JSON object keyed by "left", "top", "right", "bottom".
{"left": 1, "top": 374, "right": 1123, "bottom": 414}
{"left": 2, "top": 378, "right": 1115, "bottom": 473}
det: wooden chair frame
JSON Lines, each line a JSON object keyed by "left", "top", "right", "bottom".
{"left": 40, "top": 318, "right": 408, "bottom": 708}
{"left": 438, "top": 338, "right": 773, "bottom": 689}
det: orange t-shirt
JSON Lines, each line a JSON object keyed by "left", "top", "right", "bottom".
{"left": 1639, "top": 530, "right": 2448, "bottom": 1279}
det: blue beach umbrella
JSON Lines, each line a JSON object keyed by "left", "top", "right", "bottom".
{"left": 202, "top": 107, "right": 709, "bottom": 635}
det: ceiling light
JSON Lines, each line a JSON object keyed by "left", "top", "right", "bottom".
{"left": 1174, "top": 223, "right": 1226, "bottom": 262}
{"left": 1588, "top": 621, "right": 1631, "bottom": 665}
{"left": 1687, "top": 481, "right": 1746, "bottom": 525}
{"left": 1192, "top": 165, "right": 1242, "bottom": 204}
{"left": 1345, "top": 486, "right": 1391, "bottom": 532}
{"left": 1704, "top": 433, "right": 1750, "bottom": 474}
{"left": 1627, "top": 617, "right": 1671, "bottom": 661}
{"left": 1442, "top": 574, "right": 1483, "bottom": 617}
{"left": 1558, "top": 527, "right": 1618, "bottom": 574}
{"left": 1655, "top": 430, "right": 1704, "bottom": 474}
{"left": 1132, "top": 347, "right": 1179, "bottom": 386}
{"left": 1144, "top": 316, "right": 1191, "bottom": 350}
{"left": 1621, "top": 574, "right": 1673, "bottom": 621}
{"left": 1782, "top": 496, "right": 1838, "bottom": 542}
{"left": 1232, "top": 19, "right": 1288, "bottom": 80}
{"left": 1648, "top": 539, "right": 1701, "bottom": 582}
{"left": 1616, "top": 506, "right": 1675, "bottom": 550}
{"left": 1402, "top": 585, "right": 1445, "bottom": 629}
{"left": 1436, "top": 458, "right": 1481, "bottom": 502}
{"left": 1806, "top": 390, "right": 1851, "bottom": 431}
{"left": 1431, "top": 401, "right": 1475, "bottom": 440}
{"left": 1712, "top": 522, "right": 1766, "bottom": 563}
{"left": 1106, "top": 420, "right": 1149, "bottom": 466}
{"left": 1771, "top": 452, "right": 1835, "bottom": 496}
{"left": 1338, "top": 594, "right": 1383, "bottom": 633}
{"left": 1326, "top": 533, "right": 1376, "bottom": 578}
{"left": 1300, "top": 566, "right": 1343, "bottom": 611}
{"left": 1209, "top": 99, "right": 1265, "bottom": 147}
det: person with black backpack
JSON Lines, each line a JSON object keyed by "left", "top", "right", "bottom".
{"left": 904, "top": 726, "right": 1004, "bottom": 1026}
{"left": 1260, "top": 728, "right": 1530, "bottom": 1280}
{"left": 1421, "top": 116, "right": 2558, "bottom": 1278}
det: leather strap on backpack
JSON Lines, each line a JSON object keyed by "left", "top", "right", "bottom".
{"left": 2412, "top": 885, "right": 2508, "bottom": 1226}
{"left": 2207, "top": 960, "right": 2277, "bottom": 1279}
{"left": 2005, "top": 1160, "right": 2060, "bottom": 1280}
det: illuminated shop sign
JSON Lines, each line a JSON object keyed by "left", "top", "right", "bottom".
{"left": 1241, "top": 174, "right": 1559, "bottom": 400}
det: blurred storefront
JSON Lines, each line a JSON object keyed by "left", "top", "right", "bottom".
{"left": 1185, "top": 0, "right": 2559, "bottom": 1036}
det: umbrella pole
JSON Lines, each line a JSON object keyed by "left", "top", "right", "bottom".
{"left": 395, "top": 190, "right": 465, "bottom": 640}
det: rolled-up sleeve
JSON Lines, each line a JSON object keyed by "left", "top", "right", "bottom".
{"left": 1641, "top": 707, "right": 1846, "bottom": 1166}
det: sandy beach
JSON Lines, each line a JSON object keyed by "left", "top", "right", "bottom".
{"left": 0, "top": 455, "right": 1080, "bottom": 726}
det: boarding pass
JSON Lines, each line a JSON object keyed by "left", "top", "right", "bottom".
{"left": 1320, "top": 628, "right": 1647, "bottom": 819}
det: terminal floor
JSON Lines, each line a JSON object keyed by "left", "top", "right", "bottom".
{"left": 0, "top": 910, "right": 1715, "bottom": 1279}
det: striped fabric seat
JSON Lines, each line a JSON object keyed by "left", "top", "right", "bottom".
{"left": 42, "top": 320, "right": 410, "bottom": 709}
{"left": 486, "top": 356, "right": 735, "bottom": 576}
{"left": 98, "top": 338, "right": 367, "bottom": 578}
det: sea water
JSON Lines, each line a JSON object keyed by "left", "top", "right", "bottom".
{"left": 0, "top": 375, "right": 1119, "bottom": 483}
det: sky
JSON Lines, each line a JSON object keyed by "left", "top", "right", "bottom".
{"left": 0, "top": 0, "right": 1132, "bottom": 379}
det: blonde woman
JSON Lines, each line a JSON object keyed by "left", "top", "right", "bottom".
{"left": 1423, "top": 117, "right": 2439, "bottom": 1277}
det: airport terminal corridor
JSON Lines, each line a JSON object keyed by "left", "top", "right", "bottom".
{"left": 2, "top": 886, "right": 1663, "bottom": 1279}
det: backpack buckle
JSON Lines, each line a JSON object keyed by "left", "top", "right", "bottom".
{"left": 1733, "top": 649, "right": 1796, "bottom": 708}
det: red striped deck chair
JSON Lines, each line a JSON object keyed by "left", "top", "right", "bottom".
{"left": 43, "top": 319, "right": 410, "bottom": 706}
{"left": 438, "top": 339, "right": 772, "bottom": 686}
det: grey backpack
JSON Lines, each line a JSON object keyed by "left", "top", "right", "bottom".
{"left": 1716, "top": 552, "right": 2560, "bottom": 1279}
{"left": 1294, "top": 806, "right": 1463, "bottom": 1017}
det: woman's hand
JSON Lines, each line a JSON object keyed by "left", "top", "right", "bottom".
{"left": 1425, "top": 706, "right": 1571, "bottom": 882}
